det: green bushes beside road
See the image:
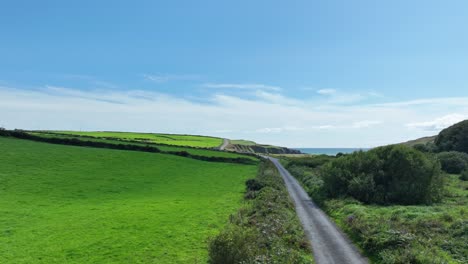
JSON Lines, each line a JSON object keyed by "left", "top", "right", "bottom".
{"left": 208, "top": 161, "right": 313, "bottom": 264}
{"left": 321, "top": 145, "right": 444, "bottom": 205}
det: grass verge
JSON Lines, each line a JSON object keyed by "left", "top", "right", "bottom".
{"left": 208, "top": 160, "right": 313, "bottom": 264}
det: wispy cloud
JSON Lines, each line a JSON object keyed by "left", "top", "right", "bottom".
{"left": 314, "top": 89, "right": 381, "bottom": 105}
{"left": 143, "top": 73, "right": 200, "bottom": 83}
{"left": 406, "top": 114, "right": 467, "bottom": 131}
{"left": 352, "top": 120, "right": 383, "bottom": 128}
{"left": 373, "top": 97, "right": 468, "bottom": 107}
{"left": 255, "top": 126, "right": 303, "bottom": 134}
{"left": 60, "top": 74, "right": 119, "bottom": 89}
{"left": 317, "top": 89, "right": 337, "bottom": 95}
{"left": 203, "top": 83, "right": 282, "bottom": 91}
{"left": 254, "top": 90, "right": 301, "bottom": 105}
{"left": 1, "top": 85, "right": 468, "bottom": 147}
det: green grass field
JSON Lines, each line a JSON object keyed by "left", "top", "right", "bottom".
{"left": 28, "top": 132, "right": 257, "bottom": 160}
{"left": 229, "top": 139, "right": 257, "bottom": 146}
{"left": 53, "top": 131, "right": 223, "bottom": 148}
{"left": 0, "top": 137, "right": 257, "bottom": 263}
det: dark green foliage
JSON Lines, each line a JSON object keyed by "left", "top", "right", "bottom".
{"left": 336, "top": 152, "right": 345, "bottom": 157}
{"left": 461, "top": 170, "right": 468, "bottom": 181}
{"left": 321, "top": 145, "right": 443, "bottom": 205}
{"left": 284, "top": 155, "right": 334, "bottom": 168}
{"left": 245, "top": 178, "right": 264, "bottom": 191}
{"left": 413, "top": 142, "right": 437, "bottom": 153}
{"left": 208, "top": 226, "right": 257, "bottom": 264}
{"left": 208, "top": 161, "right": 313, "bottom": 264}
{"left": 244, "top": 179, "right": 265, "bottom": 199}
{"left": 435, "top": 120, "right": 468, "bottom": 153}
{"left": 436, "top": 151, "right": 468, "bottom": 174}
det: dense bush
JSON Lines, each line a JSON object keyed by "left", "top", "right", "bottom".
{"left": 413, "top": 142, "right": 437, "bottom": 153}
{"left": 321, "top": 145, "right": 443, "bottom": 205}
{"left": 436, "top": 151, "right": 468, "bottom": 174}
{"left": 435, "top": 120, "right": 468, "bottom": 153}
{"left": 208, "top": 161, "right": 312, "bottom": 264}
{"left": 461, "top": 170, "right": 468, "bottom": 181}
{"left": 284, "top": 155, "right": 334, "bottom": 169}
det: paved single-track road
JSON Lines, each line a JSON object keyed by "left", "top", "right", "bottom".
{"left": 218, "top": 138, "right": 229, "bottom": 150}
{"left": 267, "top": 157, "right": 368, "bottom": 264}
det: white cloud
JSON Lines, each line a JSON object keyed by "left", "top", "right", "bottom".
{"left": 374, "top": 97, "right": 468, "bottom": 107}
{"left": 143, "top": 73, "right": 199, "bottom": 83}
{"left": 318, "top": 125, "right": 334, "bottom": 129}
{"left": 313, "top": 89, "right": 379, "bottom": 105}
{"left": 203, "top": 83, "right": 281, "bottom": 91}
{"left": 406, "top": 114, "right": 467, "bottom": 131}
{"left": 1, "top": 85, "right": 468, "bottom": 148}
{"left": 254, "top": 90, "right": 301, "bottom": 105}
{"left": 317, "top": 89, "right": 336, "bottom": 95}
{"left": 352, "top": 120, "right": 383, "bottom": 128}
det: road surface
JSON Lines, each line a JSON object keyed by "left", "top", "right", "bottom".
{"left": 267, "top": 157, "right": 368, "bottom": 264}
{"left": 218, "top": 138, "right": 229, "bottom": 150}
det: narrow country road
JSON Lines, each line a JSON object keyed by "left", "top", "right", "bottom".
{"left": 218, "top": 138, "right": 229, "bottom": 150}
{"left": 267, "top": 157, "right": 368, "bottom": 264}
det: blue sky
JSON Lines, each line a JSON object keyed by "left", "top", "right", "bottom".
{"left": 1, "top": 0, "right": 468, "bottom": 147}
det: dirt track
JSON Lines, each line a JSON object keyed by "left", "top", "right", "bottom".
{"left": 218, "top": 138, "right": 229, "bottom": 150}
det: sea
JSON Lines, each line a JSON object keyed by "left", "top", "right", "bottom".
{"left": 294, "top": 148, "right": 370, "bottom": 156}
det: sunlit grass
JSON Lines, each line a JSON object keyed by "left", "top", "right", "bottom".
{"left": 0, "top": 137, "right": 256, "bottom": 263}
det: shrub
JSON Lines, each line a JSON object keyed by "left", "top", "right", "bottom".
{"left": 461, "top": 170, "right": 468, "bottom": 181}
{"left": 437, "top": 151, "right": 468, "bottom": 174}
{"left": 245, "top": 179, "right": 264, "bottom": 191}
{"left": 208, "top": 226, "right": 257, "bottom": 264}
{"left": 285, "top": 155, "right": 334, "bottom": 169}
{"left": 435, "top": 120, "right": 468, "bottom": 153}
{"left": 321, "top": 145, "right": 443, "bottom": 205}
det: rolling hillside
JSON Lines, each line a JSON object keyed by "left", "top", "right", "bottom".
{"left": 400, "top": 135, "right": 436, "bottom": 146}
{"left": 49, "top": 131, "right": 223, "bottom": 148}
{"left": 0, "top": 137, "right": 257, "bottom": 263}
{"left": 226, "top": 139, "right": 301, "bottom": 154}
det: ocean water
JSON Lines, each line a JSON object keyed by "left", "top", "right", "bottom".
{"left": 294, "top": 148, "right": 369, "bottom": 156}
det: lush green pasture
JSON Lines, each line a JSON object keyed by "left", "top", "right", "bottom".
{"left": 28, "top": 132, "right": 256, "bottom": 160}
{"left": 54, "top": 131, "right": 222, "bottom": 148}
{"left": 229, "top": 139, "right": 257, "bottom": 146}
{"left": 0, "top": 137, "right": 256, "bottom": 263}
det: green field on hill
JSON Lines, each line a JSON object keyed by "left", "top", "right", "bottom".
{"left": 28, "top": 131, "right": 256, "bottom": 160}
{"left": 0, "top": 137, "right": 256, "bottom": 263}
{"left": 54, "top": 131, "right": 222, "bottom": 148}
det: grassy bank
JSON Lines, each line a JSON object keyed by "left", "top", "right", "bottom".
{"left": 4, "top": 130, "right": 258, "bottom": 163}
{"left": 0, "top": 137, "right": 257, "bottom": 263}
{"left": 208, "top": 160, "right": 313, "bottom": 264}
{"left": 53, "top": 131, "right": 223, "bottom": 148}
{"left": 282, "top": 155, "right": 468, "bottom": 264}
